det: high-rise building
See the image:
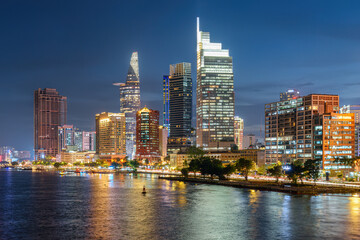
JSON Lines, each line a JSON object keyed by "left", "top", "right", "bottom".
{"left": 113, "top": 52, "right": 141, "bottom": 159}
{"left": 136, "top": 107, "right": 160, "bottom": 163}
{"left": 280, "top": 89, "right": 300, "bottom": 101}
{"left": 74, "top": 129, "right": 83, "bottom": 152}
{"left": 95, "top": 112, "right": 126, "bottom": 159}
{"left": 234, "top": 116, "right": 244, "bottom": 150}
{"left": 34, "top": 88, "right": 67, "bottom": 160}
{"left": 58, "top": 125, "right": 74, "bottom": 152}
{"left": 82, "top": 131, "right": 96, "bottom": 151}
{"left": 169, "top": 62, "right": 192, "bottom": 138}
{"left": 340, "top": 105, "right": 360, "bottom": 156}
{"left": 163, "top": 75, "right": 170, "bottom": 133}
{"left": 265, "top": 93, "right": 355, "bottom": 170}
{"left": 159, "top": 126, "right": 168, "bottom": 159}
{"left": 196, "top": 18, "right": 235, "bottom": 151}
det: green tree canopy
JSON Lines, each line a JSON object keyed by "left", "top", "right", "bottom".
{"left": 235, "top": 158, "right": 255, "bottom": 181}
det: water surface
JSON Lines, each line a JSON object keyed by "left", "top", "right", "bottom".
{"left": 0, "top": 170, "right": 359, "bottom": 239}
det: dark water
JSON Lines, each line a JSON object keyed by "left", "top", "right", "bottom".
{"left": 0, "top": 170, "right": 359, "bottom": 240}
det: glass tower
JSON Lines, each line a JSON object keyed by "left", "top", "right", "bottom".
{"left": 114, "top": 52, "right": 141, "bottom": 159}
{"left": 196, "top": 18, "right": 235, "bottom": 151}
{"left": 169, "top": 62, "right": 192, "bottom": 138}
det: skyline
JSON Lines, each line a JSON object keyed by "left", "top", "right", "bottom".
{"left": 3, "top": 0, "right": 360, "bottom": 152}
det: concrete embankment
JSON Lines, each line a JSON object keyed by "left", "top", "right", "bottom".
{"left": 159, "top": 176, "right": 360, "bottom": 195}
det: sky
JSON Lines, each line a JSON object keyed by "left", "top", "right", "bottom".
{"left": 2, "top": 0, "right": 360, "bottom": 152}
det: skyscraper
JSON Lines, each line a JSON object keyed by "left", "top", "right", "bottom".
{"left": 82, "top": 131, "right": 96, "bottom": 151}
{"left": 136, "top": 107, "right": 160, "bottom": 163}
{"left": 34, "top": 88, "right": 67, "bottom": 160}
{"left": 114, "top": 52, "right": 141, "bottom": 159}
{"left": 234, "top": 116, "right": 244, "bottom": 150}
{"left": 169, "top": 63, "right": 192, "bottom": 139}
{"left": 58, "top": 125, "right": 74, "bottom": 153}
{"left": 196, "top": 18, "right": 235, "bottom": 151}
{"left": 95, "top": 112, "right": 126, "bottom": 159}
{"left": 163, "top": 75, "right": 170, "bottom": 133}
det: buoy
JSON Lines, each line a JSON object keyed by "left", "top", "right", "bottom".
{"left": 142, "top": 185, "right": 146, "bottom": 194}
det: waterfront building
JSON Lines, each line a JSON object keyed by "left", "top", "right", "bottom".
{"left": 234, "top": 116, "right": 244, "bottom": 150}
{"left": 95, "top": 112, "right": 126, "bottom": 159}
{"left": 196, "top": 17, "right": 235, "bottom": 152}
{"left": 170, "top": 149, "right": 265, "bottom": 170}
{"left": 341, "top": 105, "right": 360, "bottom": 156}
{"left": 58, "top": 125, "right": 74, "bottom": 153}
{"left": 265, "top": 93, "right": 355, "bottom": 170}
{"left": 113, "top": 52, "right": 141, "bottom": 159}
{"left": 58, "top": 151, "right": 96, "bottom": 164}
{"left": 280, "top": 89, "right": 300, "bottom": 101}
{"left": 163, "top": 75, "right": 170, "bottom": 133}
{"left": 159, "top": 126, "right": 168, "bottom": 159}
{"left": 136, "top": 107, "right": 160, "bottom": 163}
{"left": 34, "top": 88, "right": 67, "bottom": 160}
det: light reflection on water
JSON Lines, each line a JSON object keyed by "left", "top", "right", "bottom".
{"left": 0, "top": 170, "right": 360, "bottom": 240}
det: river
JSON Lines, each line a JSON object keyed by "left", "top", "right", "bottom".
{"left": 0, "top": 169, "right": 359, "bottom": 239}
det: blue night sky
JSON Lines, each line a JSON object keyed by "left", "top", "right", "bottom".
{"left": 2, "top": 0, "right": 360, "bottom": 152}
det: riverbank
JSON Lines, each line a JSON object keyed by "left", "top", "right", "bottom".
{"left": 159, "top": 176, "right": 360, "bottom": 195}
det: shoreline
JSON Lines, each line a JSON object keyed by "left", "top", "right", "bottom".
{"left": 159, "top": 176, "right": 360, "bottom": 195}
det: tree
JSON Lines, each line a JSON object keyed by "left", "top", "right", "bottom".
{"left": 188, "top": 158, "right": 202, "bottom": 178}
{"left": 129, "top": 159, "right": 140, "bottom": 171}
{"left": 235, "top": 158, "right": 255, "bottom": 181}
{"left": 11, "top": 161, "right": 19, "bottom": 166}
{"left": 222, "top": 164, "right": 236, "bottom": 178}
{"left": 285, "top": 160, "right": 305, "bottom": 185}
{"left": 267, "top": 163, "right": 283, "bottom": 183}
{"left": 111, "top": 161, "right": 120, "bottom": 169}
{"left": 53, "top": 162, "right": 61, "bottom": 169}
{"left": 304, "top": 159, "right": 321, "bottom": 183}
{"left": 335, "top": 157, "right": 360, "bottom": 181}
{"left": 181, "top": 168, "right": 189, "bottom": 178}
{"left": 186, "top": 146, "right": 205, "bottom": 160}
{"left": 256, "top": 165, "right": 267, "bottom": 176}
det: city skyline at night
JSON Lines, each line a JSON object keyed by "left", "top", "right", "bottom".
{"left": 2, "top": 1, "right": 360, "bottom": 153}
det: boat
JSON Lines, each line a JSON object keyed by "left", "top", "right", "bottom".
{"left": 142, "top": 186, "right": 147, "bottom": 194}
{"left": 75, "top": 168, "right": 81, "bottom": 173}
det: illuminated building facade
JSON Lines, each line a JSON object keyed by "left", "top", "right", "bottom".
{"left": 82, "top": 131, "right": 96, "bottom": 151}
{"left": 321, "top": 113, "right": 355, "bottom": 170}
{"left": 113, "top": 52, "right": 140, "bottom": 159}
{"left": 196, "top": 17, "right": 235, "bottom": 151}
{"left": 265, "top": 93, "right": 355, "bottom": 169}
{"left": 234, "top": 116, "right": 244, "bottom": 150}
{"left": 163, "top": 75, "right": 170, "bottom": 133}
{"left": 340, "top": 105, "right": 360, "bottom": 156}
{"left": 58, "top": 125, "right": 74, "bottom": 152}
{"left": 95, "top": 112, "right": 126, "bottom": 158}
{"left": 159, "top": 126, "right": 168, "bottom": 159}
{"left": 280, "top": 89, "right": 300, "bottom": 101}
{"left": 34, "top": 88, "right": 67, "bottom": 160}
{"left": 136, "top": 107, "right": 160, "bottom": 162}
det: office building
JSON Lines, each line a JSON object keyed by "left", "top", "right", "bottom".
{"left": 280, "top": 89, "right": 300, "bottom": 101}
{"left": 136, "top": 107, "right": 160, "bottom": 163}
{"left": 341, "top": 105, "right": 360, "bottom": 156}
{"left": 234, "top": 116, "right": 244, "bottom": 150}
{"left": 95, "top": 112, "right": 126, "bottom": 159}
{"left": 196, "top": 18, "right": 235, "bottom": 151}
{"left": 163, "top": 75, "right": 170, "bottom": 133}
{"left": 82, "top": 131, "right": 96, "bottom": 151}
{"left": 265, "top": 93, "right": 355, "bottom": 170}
{"left": 58, "top": 125, "right": 74, "bottom": 153}
{"left": 34, "top": 88, "right": 67, "bottom": 160}
{"left": 159, "top": 126, "right": 168, "bottom": 159}
{"left": 243, "top": 134, "right": 257, "bottom": 149}
{"left": 113, "top": 52, "right": 141, "bottom": 159}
